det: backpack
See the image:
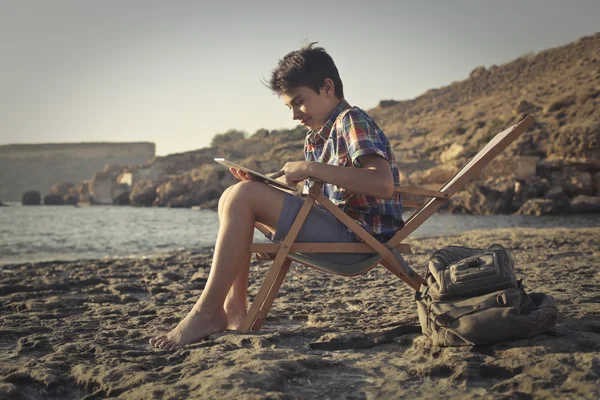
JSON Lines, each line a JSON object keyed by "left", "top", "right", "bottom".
{"left": 415, "top": 244, "right": 558, "bottom": 347}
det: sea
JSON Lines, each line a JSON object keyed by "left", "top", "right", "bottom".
{"left": 2, "top": 202, "right": 600, "bottom": 266}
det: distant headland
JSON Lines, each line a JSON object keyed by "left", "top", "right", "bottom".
{"left": 0, "top": 142, "right": 155, "bottom": 201}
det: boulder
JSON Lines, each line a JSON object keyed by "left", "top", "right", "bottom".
{"left": 544, "top": 94, "right": 576, "bottom": 114}
{"left": 543, "top": 186, "right": 571, "bottom": 209}
{"left": 51, "top": 182, "right": 76, "bottom": 197}
{"left": 516, "top": 199, "right": 563, "bottom": 216}
{"left": 515, "top": 100, "right": 541, "bottom": 115}
{"left": 68, "top": 181, "right": 91, "bottom": 197}
{"left": 444, "top": 178, "right": 515, "bottom": 214}
{"left": 129, "top": 180, "right": 158, "bottom": 207}
{"left": 155, "top": 178, "right": 189, "bottom": 207}
{"left": 558, "top": 169, "right": 595, "bottom": 196}
{"left": 511, "top": 176, "right": 551, "bottom": 209}
{"left": 43, "top": 194, "right": 64, "bottom": 205}
{"left": 409, "top": 164, "right": 459, "bottom": 185}
{"left": 64, "top": 195, "right": 79, "bottom": 205}
{"left": 22, "top": 190, "right": 41, "bottom": 205}
{"left": 569, "top": 195, "right": 600, "bottom": 213}
{"left": 440, "top": 143, "right": 465, "bottom": 163}
{"left": 167, "top": 183, "right": 222, "bottom": 208}
{"left": 113, "top": 191, "right": 131, "bottom": 206}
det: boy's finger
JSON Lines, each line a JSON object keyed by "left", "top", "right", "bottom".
{"left": 229, "top": 168, "right": 240, "bottom": 180}
{"left": 267, "top": 170, "right": 285, "bottom": 179}
{"left": 230, "top": 168, "right": 246, "bottom": 181}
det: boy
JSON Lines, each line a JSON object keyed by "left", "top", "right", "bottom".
{"left": 150, "top": 43, "right": 403, "bottom": 350}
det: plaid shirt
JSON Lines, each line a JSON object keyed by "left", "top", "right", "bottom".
{"left": 304, "top": 100, "right": 403, "bottom": 240}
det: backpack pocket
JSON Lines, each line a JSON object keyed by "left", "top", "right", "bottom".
{"left": 429, "top": 246, "right": 517, "bottom": 301}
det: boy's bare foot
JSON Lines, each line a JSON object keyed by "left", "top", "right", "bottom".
{"left": 149, "top": 307, "right": 228, "bottom": 350}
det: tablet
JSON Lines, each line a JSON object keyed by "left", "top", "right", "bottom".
{"left": 214, "top": 158, "right": 297, "bottom": 191}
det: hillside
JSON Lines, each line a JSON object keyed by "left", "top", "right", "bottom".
{"left": 39, "top": 33, "right": 600, "bottom": 214}
{"left": 372, "top": 33, "right": 599, "bottom": 165}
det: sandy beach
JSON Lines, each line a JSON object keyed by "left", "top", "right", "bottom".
{"left": 1, "top": 227, "right": 599, "bottom": 399}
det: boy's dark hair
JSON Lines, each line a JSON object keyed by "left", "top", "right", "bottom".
{"left": 268, "top": 42, "right": 344, "bottom": 99}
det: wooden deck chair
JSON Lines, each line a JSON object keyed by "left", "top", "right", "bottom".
{"left": 240, "top": 115, "right": 536, "bottom": 332}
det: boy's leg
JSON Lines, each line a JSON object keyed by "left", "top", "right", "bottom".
{"left": 219, "top": 188, "right": 272, "bottom": 329}
{"left": 150, "top": 180, "right": 285, "bottom": 349}
{"left": 217, "top": 186, "right": 250, "bottom": 328}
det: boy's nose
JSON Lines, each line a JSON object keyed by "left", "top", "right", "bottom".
{"left": 292, "top": 108, "right": 302, "bottom": 120}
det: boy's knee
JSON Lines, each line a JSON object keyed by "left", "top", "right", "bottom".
{"left": 228, "top": 180, "right": 262, "bottom": 201}
{"left": 218, "top": 185, "right": 235, "bottom": 213}
{"left": 227, "top": 180, "right": 279, "bottom": 213}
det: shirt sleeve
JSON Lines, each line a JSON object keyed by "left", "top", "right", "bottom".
{"left": 339, "top": 109, "right": 389, "bottom": 168}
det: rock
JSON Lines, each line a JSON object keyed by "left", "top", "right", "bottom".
{"left": 167, "top": 183, "right": 222, "bottom": 208}
{"left": 595, "top": 172, "right": 600, "bottom": 196}
{"left": 0, "top": 200, "right": 7, "bottom": 207}
{"left": 129, "top": 180, "right": 158, "bottom": 207}
{"left": 155, "top": 178, "right": 189, "bottom": 207}
{"left": 198, "top": 198, "right": 219, "bottom": 210}
{"left": 102, "top": 163, "right": 125, "bottom": 179}
{"left": 43, "top": 194, "right": 64, "bottom": 205}
{"left": 440, "top": 143, "right": 465, "bottom": 163}
{"left": 90, "top": 171, "right": 116, "bottom": 205}
{"left": 517, "top": 198, "right": 564, "bottom": 215}
{"left": 469, "top": 66, "right": 488, "bottom": 78}
{"left": 0, "top": 382, "right": 19, "bottom": 398}
{"left": 544, "top": 95, "right": 576, "bottom": 114}
{"left": 113, "top": 190, "right": 131, "bottom": 206}
{"left": 378, "top": 100, "right": 399, "bottom": 108}
{"left": 444, "top": 178, "right": 515, "bottom": 214}
{"left": 559, "top": 169, "right": 595, "bottom": 197}
{"left": 51, "top": 182, "right": 76, "bottom": 197}
{"left": 64, "top": 195, "right": 79, "bottom": 205}
{"left": 550, "top": 122, "right": 600, "bottom": 160}
{"left": 569, "top": 195, "right": 600, "bottom": 213}
{"left": 515, "top": 100, "right": 541, "bottom": 114}
{"left": 22, "top": 190, "right": 41, "bottom": 205}
{"left": 511, "top": 176, "right": 552, "bottom": 209}
{"left": 409, "top": 164, "right": 459, "bottom": 185}
{"left": 544, "top": 186, "right": 571, "bottom": 209}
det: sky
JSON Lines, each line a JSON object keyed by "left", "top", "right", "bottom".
{"left": 1, "top": 0, "right": 599, "bottom": 156}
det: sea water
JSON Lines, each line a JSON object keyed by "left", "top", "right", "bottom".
{"left": 1, "top": 202, "right": 599, "bottom": 265}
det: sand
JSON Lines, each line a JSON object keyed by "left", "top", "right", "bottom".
{"left": 1, "top": 227, "right": 599, "bottom": 399}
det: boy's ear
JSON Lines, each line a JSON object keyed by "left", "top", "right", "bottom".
{"left": 322, "top": 78, "right": 335, "bottom": 97}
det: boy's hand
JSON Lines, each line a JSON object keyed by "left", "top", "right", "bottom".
{"left": 278, "top": 161, "right": 311, "bottom": 186}
{"left": 229, "top": 168, "right": 255, "bottom": 181}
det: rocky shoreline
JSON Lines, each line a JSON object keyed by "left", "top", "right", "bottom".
{"left": 1, "top": 227, "right": 598, "bottom": 399}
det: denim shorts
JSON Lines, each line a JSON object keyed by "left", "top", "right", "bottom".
{"left": 264, "top": 193, "right": 374, "bottom": 265}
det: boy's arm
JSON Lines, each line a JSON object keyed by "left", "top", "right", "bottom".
{"left": 279, "top": 155, "right": 394, "bottom": 199}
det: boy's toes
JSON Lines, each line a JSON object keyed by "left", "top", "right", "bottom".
{"left": 165, "top": 341, "right": 180, "bottom": 351}
{"left": 149, "top": 335, "right": 165, "bottom": 347}
{"left": 160, "top": 339, "right": 177, "bottom": 350}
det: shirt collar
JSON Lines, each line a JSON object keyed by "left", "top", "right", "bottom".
{"left": 307, "top": 100, "right": 351, "bottom": 142}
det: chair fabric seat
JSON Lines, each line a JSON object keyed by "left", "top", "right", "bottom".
{"left": 286, "top": 252, "right": 383, "bottom": 276}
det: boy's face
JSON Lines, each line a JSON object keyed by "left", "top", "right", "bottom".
{"left": 281, "top": 79, "right": 340, "bottom": 132}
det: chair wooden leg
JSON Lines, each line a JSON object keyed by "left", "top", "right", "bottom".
{"left": 240, "top": 255, "right": 290, "bottom": 332}
{"left": 251, "top": 258, "right": 292, "bottom": 331}
{"left": 380, "top": 258, "right": 426, "bottom": 288}
{"left": 241, "top": 195, "right": 316, "bottom": 333}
